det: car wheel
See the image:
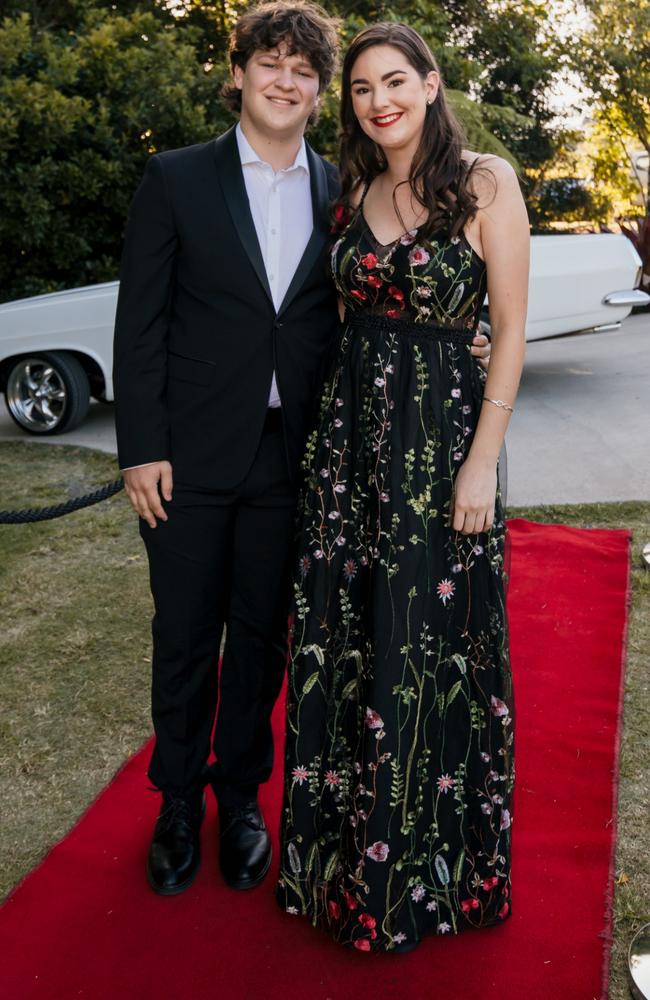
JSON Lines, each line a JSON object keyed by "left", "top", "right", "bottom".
{"left": 5, "top": 352, "right": 90, "bottom": 435}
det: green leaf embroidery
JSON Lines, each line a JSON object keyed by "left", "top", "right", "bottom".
{"left": 453, "top": 848, "right": 465, "bottom": 884}
{"left": 323, "top": 851, "right": 339, "bottom": 881}
{"left": 305, "top": 841, "right": 319, "bottom": 877}
{"left": 340, "top": 678, "right": 358, "bottom": 700}
{"left": 451, "top": 653, "right": 467, "bottom": 675}
{"left": 303, "top": 672, "right": 320, "bottom": 694}
{"left": 447, "top": 680, "right": 462, "bottom": 706}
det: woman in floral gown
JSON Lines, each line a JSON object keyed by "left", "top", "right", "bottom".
{"left": 277, "top": 22, "right": 529, "bottom": 952}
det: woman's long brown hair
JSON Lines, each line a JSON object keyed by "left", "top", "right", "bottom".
{"left": 336, "top": 22, "right": 495, "bottom": 240}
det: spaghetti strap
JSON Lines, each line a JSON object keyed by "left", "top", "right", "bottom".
{"left": 351, "top": 180, "right": 371, "bottom": 214}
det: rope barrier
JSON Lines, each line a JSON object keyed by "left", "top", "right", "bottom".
{"left": 0, "top": 479, "right": 124, "bottom": 524}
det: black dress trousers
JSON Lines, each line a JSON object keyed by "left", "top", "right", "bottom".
{"left": 140, "top": 411, "right": 297, "bottom": 807}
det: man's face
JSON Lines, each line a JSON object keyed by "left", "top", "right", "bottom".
{"left": 234, "top": 42, "right": 320, "bottom": 139}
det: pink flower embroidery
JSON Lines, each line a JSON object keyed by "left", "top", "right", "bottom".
{"left": 436, "top": 578, "right": 455, "bottom": 605}
{"left": 365, "top": 841, "right": 389, "bottom": 862}
{"left": 490, "top": 695, "right": 509, "bottom": 717}
{"left": 343, "top": 559, "right": 357, "bottom": 580}
{"left": 500, "top": 808, "right": 511, "bottom": 830}
{"left": 360, "top": 252, "right": 379, "bottom": 269}
{"left": 324, "top": 770, "right": 340, "bottom": 788}
{"left": 365, "top": 707, "right": 384, "bottom": 729}
{"left": 437, "top": 773, "right": 455, "bottom": 794}
{"left": 408, "top": 246, "right": 430, "bottom": 267}
{"left": 292, "top": 765, "right": 309, "bottom": 785}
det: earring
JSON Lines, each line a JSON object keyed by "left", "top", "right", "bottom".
{"left": 427, "top": 97, "right": 434, "bottom": 106}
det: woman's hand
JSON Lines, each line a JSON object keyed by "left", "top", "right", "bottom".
{"left": 450, "top": 454, "right": 497, "bottom": 534}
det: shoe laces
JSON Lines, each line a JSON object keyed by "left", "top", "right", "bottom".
{"left": 222, "top": 803, "right": 262, "bottom": 832}
{"left": 155, "top": 791, "right": 201, "bottom": 834}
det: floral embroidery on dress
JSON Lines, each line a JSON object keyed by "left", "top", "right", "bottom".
{"left": 277, "top": 200, "right": 514, "bottom": 953}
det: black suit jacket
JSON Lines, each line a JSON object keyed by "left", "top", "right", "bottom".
{"left": 112, "top": 125, "right": 340, "bottom": 488}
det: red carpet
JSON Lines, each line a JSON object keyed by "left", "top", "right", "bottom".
{"left": 1, "top": 519, "right": 631, "bottom": 1000}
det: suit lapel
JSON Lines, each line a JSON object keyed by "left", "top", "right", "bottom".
{"left": 213, "top": 128, "right": 332, "bottom": 316}
{"left": 277, "top": 144, "right": 331, "bottom": 318}
{"left": 212, "top": 127, "right": 274, "bottom": 306}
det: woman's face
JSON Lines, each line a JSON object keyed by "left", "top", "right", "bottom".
{"left": 349, "top": 44, "right": 439, "bottom": 157}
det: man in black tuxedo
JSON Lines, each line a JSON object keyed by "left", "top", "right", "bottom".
{"left": 113, "top": 1, "right": 342, "bottom": 897}
{"left": 113, "top": 0, "right": 491, "bottom": 897}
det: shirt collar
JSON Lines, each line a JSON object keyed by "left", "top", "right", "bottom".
{"left": 236, "top": 121, "right": 309, "bottom": 175}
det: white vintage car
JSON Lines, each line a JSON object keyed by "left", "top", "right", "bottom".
{"left": 0, "top": 234, "right": 647, "bottom": 434}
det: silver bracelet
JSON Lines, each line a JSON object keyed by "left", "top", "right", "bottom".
{"left": 483, "top": 396, "right": 514, "bottom": 413}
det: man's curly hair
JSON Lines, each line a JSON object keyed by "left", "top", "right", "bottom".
{"left": 221, "top": 1, "right": 340, "bottom": 115}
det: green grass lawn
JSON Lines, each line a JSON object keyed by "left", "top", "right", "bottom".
{"left": 0, "top": 441, "right": 648, "bottom": 997}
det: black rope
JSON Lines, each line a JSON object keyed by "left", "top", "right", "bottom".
{"left": 0, "top": 479, "right": 124, "bottom": 524}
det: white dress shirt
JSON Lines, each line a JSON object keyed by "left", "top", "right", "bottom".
{"left": 235, "top": 122, "right": 313, "bottom": 407}
{"left": 122, "top": 124, "right": 313, "bottom": 471}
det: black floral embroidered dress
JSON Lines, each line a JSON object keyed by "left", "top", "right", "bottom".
{"left": 276, "top": 197, "right": 514, "bottom": 953}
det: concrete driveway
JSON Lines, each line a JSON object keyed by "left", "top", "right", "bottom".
{"left": 1, "top": 312, "right": 648, "bottom": 507}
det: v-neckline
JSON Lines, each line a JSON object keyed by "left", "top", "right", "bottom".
{"left": 359, "top": 205, "right": 485, "bottom": 264}
{"left": 360, "top": 205, "right": 421, "bottom": 249}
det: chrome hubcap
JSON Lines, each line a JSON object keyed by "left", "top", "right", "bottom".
{"left": 7, "top": 358, "right": 67, "bottom": 431}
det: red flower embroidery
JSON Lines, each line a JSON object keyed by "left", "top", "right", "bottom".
{"left": 344, "top": 890, "right": 358, "bottom": 910}
{"left": 461, "top": 898, "right": 480, "bottom": 913}
{"left": 360, "top": 252, "right": 379, "bottom": 269}
{"left": 388, "top": 285, "right": 404, "bottom": 301}
{"left": 481, "top": 875, "right": 499, "bottom": 891}
{"left": 354, "top": 939, "right": 371, "bottom": 951}
{"left": 358, "top": 913, "right": 376, "bottom": 928}
{"left": 350, "top": 289, "right": 368, "bottom": 302}
{"left": 386, "top": 308, "right": 402, "bottom": 319}
{"left": 367, "top": 274, "right": 382, "bottom": 289}
{"left": 333, "top": 204, "right": 348, "bottom": 225}
{"left": 328, "top": 900, "right": 341, "bottom": 920}
{"left": 498, "top": 901, "right": 510, "bottom": 919}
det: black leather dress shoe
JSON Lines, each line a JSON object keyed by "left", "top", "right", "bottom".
{"left": 218, "top": 802, "right": 272, "bottom": 890}
{"left": 146, "top": 791, "right": 206, "bottom": 895}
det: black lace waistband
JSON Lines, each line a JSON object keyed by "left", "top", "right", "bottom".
{"left": 346, "top": 311, "right": 478, "bottom": 344}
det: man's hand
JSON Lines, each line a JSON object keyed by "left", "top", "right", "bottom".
{"left": 470, "top": 332, "right": 491, "bottom": 370}
{"left": 123, "top": 461, "right": 173, "bottom": 529}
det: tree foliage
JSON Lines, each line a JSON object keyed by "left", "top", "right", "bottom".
{"left": 0, "top": 5, "right": 231, "bottom": 300}
{"left": 576, "top": 0, "right": 650, "bottom": 209}
{"left": 0, "top": 0, "right": 569, "bottom": 301}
